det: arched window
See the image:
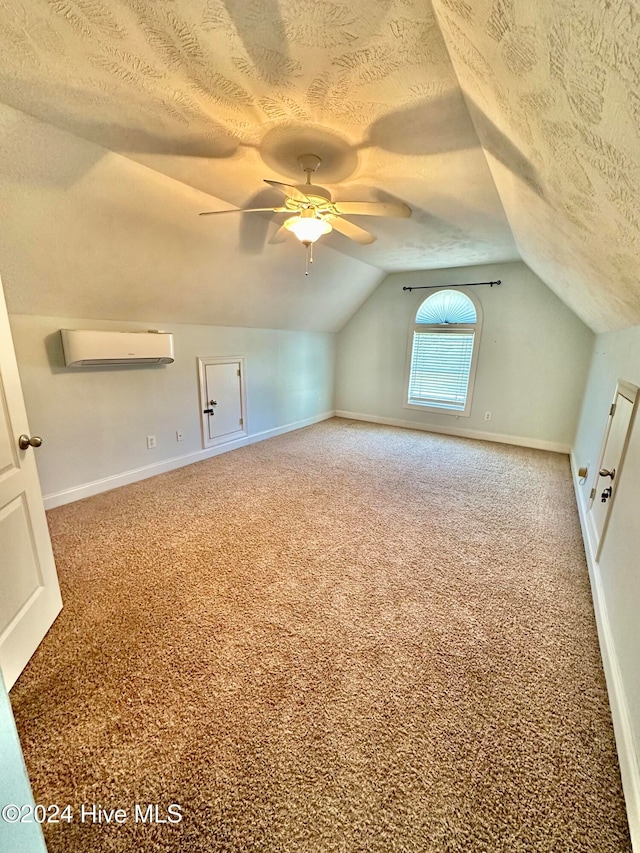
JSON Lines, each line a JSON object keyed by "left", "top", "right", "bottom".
{"left": 404, "top": 289, "right": 482, "bottom": 416}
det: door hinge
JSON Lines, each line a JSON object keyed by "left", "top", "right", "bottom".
{"left": 610, "top": 403, "right": 617, "bottom": 416}
{"left": 590, "top": 487, "right": 596, "bottom": 500}
{"left": 239, "top": 417, "right": 243, "bottom": 426}
{"left": 237, "top": 369, "right": 241, "bottom": 377}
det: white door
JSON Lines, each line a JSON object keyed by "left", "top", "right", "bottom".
{"left": 588, "top": 382, "right": 637, "bottom": 559}
{"left": 198, "top": 357, "right": 247, "bottom": 448}
{"left": 0, "top": 277, "right": 62, "bottom": 690}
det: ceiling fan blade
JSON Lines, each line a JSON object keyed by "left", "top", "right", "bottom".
{"left": 264, "top": 180, "right": 311, "bottom": 203}
{"left": 333, "top": 201, "right": 412, "bottom": 218}
{"left": 199, "top": 207, "right": 288, "bottom": 216}
{"left": 268, "top": 224, "right": 290, "bottom": 244}
{"left": 330, "top": 216, "right": 376, "bottom": 245}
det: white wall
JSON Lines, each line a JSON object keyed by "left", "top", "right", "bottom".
{"left": 572, "top": 325, "right": 640, "bottom": 846}
{"left": 335, "top": 261, "right": 594, "bottom": 451}
{"left": 9, "top": 314, "right": 335, "bottom": 505}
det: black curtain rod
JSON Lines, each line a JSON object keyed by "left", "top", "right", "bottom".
{"left": 402, "top": 280, "right": 501, "bottom": 292}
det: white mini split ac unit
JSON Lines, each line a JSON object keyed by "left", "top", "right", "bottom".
{"left": 60, "top": 329, "right": 175, "bottom": 367}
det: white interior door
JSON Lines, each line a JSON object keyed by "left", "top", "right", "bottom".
{"left": 0, "top": 277, "right": 62, "bottom": 690}
{"left": 198, "top": 357, "right": 247, "bottom": 448}
{"left": 588, "top": 384, "right": 636, "bottom": 559}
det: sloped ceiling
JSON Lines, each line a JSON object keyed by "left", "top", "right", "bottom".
{"left": 0, "top": 101, "right": 385, "bottom": 334}
{"left": 0, "top": 0, "right": 637, "bottom": 333}
{"left": 0, "top": 1, "right": 516, "bottom": 292}
{"left": 432, "top": 0, "right": 640, "bottom": 333}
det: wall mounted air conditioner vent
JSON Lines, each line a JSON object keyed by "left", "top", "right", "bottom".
{"left": 60, "top": 329, "right": 175, "bottom": 367}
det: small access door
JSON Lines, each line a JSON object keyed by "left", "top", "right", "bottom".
{"left": 198, "top": 357, "right": 247, "bottom": 448}
{"left": 0, "top": 276, "right": 62, "bottom": 690}
{"left": 588, "top": 381, "right": 637, "bottom": 559}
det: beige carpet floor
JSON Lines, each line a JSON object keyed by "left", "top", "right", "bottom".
{"left": 10, "top": 418, "right": 631, "bottom": 852}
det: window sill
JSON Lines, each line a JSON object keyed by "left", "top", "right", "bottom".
{"left": 402, "top": 401, "right": 471, "bottom": 418}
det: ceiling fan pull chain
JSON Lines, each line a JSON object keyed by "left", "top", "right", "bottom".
{"left": 303, "top": 241, "right": 315, "bottom": 274}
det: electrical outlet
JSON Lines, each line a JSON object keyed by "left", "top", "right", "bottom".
{"left": 176, "top": 430, "right": 184, "bottom": 442}
{"left": 147, "top": 435, "right": 156, "bottom": 449}
{"left": 484, "top": 411, "right": 492, "bottom": 421}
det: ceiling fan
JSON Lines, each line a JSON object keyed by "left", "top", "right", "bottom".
{"left": 200, "top": 154, "right": 411, "bottom": 271}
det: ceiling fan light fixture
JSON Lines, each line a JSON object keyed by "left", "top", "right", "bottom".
{"left": 284, "top": 211, "right": 332, "bottom": 245}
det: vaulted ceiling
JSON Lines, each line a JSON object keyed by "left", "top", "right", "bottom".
{"left": 433, "top": 0, "right": 640, "bottom": 334}
{"left": 0, "top": 0, "right": 638, "bottom": 333}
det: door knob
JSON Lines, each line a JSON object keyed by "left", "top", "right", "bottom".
{"left": 209, "top": 399, "right": 218, "bottom": 406}
{"left": 599, "top": 467, "right": 616, "bottom": 480}
{"left": 18, "top": 434, "right": 43, "bottom": 450}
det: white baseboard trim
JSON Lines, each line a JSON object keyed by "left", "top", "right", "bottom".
{"left": 43, "top": 411, "right": 335, "bottom": 510}
{"left": 335, "top": 411, "right": 570, "bottom": 454}
{"left": 570, "top": 452, "right": 640, "bottom": 851}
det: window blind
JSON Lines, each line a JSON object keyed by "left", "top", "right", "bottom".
{"left": 408, "top": 331, "right": 475, "bottom": 410}
{"left": 416, "top": 290, "right": 477, "bottom": 324}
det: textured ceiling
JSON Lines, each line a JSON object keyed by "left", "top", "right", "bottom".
{"left": 0, "top": 0, "right": 638, "bottom": 332}
{"left": 433, "top": 0, "right": 640, "bottom": 332}
{"left": 0, "top": 102, "right": 385, "bottom": 334}
{"left": 0, "top": 0, "right": 517, "bottom": 274}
